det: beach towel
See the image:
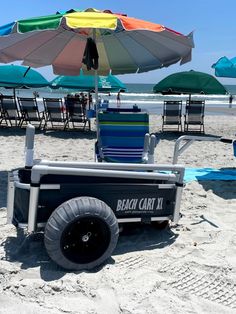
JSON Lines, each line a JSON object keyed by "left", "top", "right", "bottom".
{"left": 184, "top": 168, "right": 236, "bottom": 183}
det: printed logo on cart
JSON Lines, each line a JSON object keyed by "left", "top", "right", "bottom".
{"left": 116, "top": 197, "right": 163, "bottom": 211}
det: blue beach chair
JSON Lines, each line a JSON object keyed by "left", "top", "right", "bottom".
{"left": 96, "top": 112, "right": 155, "bottom": 163}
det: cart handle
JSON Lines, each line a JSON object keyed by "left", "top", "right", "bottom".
{"left": 220, "top": 138, "right": 233, "bottom": 144}
{"left": 173, "top": 135, "right": 233, "bottom": 164}
{"left": 25, "top": 124, "right": 35, "bottom": 168}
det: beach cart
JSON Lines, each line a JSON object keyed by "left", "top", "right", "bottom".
{"left": 6, "top": 125, "right": 185, "bottom": 271}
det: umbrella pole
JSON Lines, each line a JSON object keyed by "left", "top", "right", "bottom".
{"left": 94, "top": 70, "right": 99, "bottom": 106}
{"left": 93, "top": 29, "right": 99, "bottom": 139}
{"left": 93, "top": 29, "right": 99, "bottom": 106}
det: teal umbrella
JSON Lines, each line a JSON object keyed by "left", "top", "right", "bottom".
{"left": 212, "top": 56, "right": 236, "bottom": 78}
{"left": 153, "top": 70, "right": 227, "bottom": 96}
{"left": 0, "top": 64, "right": 49, "bottom": 88}
{"left": 50, "top": 72, "right": 126, "bottom": 92}
{"left": 0, "top": 64, "right": 49, "bottom": 97}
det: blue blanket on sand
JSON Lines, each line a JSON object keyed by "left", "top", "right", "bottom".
{"left": 184, "top": 167, "right": 236, "bottom": 183}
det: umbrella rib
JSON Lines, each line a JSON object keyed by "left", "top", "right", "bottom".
{"left": 23, "top": 66, "right": 31, "bottom": 77}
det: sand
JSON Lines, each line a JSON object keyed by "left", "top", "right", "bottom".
{"left": 0, "top": 114, "right": 235, "bottom": 314}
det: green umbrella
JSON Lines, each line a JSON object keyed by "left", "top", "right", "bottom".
{"left": 50, "top": 72, "right": 126, "bottom": 92}
{"left": 0, "top": 64, "right": 49, "bottom": 97}
{"left": 153, "top": 70, "right": 227, "bottom": 97}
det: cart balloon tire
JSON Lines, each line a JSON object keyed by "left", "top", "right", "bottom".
{"left": 44, "top": 196, "right": 119, "bottom": 271}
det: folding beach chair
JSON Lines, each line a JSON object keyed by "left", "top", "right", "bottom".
{"left": 0, "top": 98, "right": 6, "bottom": 127}
{"left": 65, "top": 96, "right": 89, "bottom": 131}
{"left": 0, "top": 95, "right": 22, "bottom": 127}
{"left": 43, "top": 98, "right": 69, "bottom": 130}
{"left": 17, "top": 97, "right": 45, "bottom": 129}
{"left": 96, "top": 112, "right": 153, "bottom": 163}
{"left": 184, "top": 100, "right": 205, "bottom": 133}
{"left": 162, "top": 101, "right": 182, "bottom": 132}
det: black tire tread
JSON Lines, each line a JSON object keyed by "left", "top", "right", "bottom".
{"left": 44, "top": 196, "right": 119, "bottom": 271}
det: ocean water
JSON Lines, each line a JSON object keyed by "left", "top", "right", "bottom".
{"left": 1, "top": 84, "right": 235, "bottom": 115}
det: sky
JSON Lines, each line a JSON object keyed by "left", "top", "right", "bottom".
{"left": 1, "top": 0, "right": 236, "bottom": 85}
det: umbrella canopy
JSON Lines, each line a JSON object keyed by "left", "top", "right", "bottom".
{"left": 50, "top": 72, "right": 126, "bottom": 92}
{"left": 0, "top": 64, "right": 49, "bottom": 88}
{"left": 153, "top": 70, "right": 227, "bottom": 95}
{"left": 0, "top": 8, "right": 194, "bottom": 76}
{"left": 212, "top": 56, "right": 236, "bottom": 78}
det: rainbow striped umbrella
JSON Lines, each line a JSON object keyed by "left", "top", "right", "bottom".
{"left": 0, "top": 8, "right": 194, "bottom": 76}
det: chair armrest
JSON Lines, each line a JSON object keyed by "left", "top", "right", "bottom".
{"left": 94, "top": 141, "right": 104, "bottom": 162}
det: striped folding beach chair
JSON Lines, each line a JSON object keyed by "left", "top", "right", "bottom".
{"left": 162, "top": 100, "right": 182, "bottom": 132}
{"left": 184, "top": 100, "right": 205, "bottom": 133}
{"left": 17, "top": 97, "right": 45, "bottom": 129}
{"left": 43, "top": 98, "right": 69, "bottom": 130}
{"left": 0, "top": 95, "right": 22, "bottom": 127}
{"left": 96, "top": 112, "right": 151, "bottom": 163}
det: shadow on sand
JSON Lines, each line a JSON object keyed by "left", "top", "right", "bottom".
{"left": 114, "top": 222, "right": 178, "bottom": 255}
{"left": 43, "top": 128, "right": 96, "bottom": 140}
{"left": 198, "top": 177, "right": 236, "bottom": 200}
{"left": 2, "top": 222, "right": 178, "bottom": 281}
{"left": 2, "top": 231, "right": 68, "bottom": 281}
{"left": 154, "top": 131, "right": 220, "bottom": 142}
{"left": 0, "top": 125, "right": 97, "bottom": 139}
{"left": 0, "top": 126, "right": 27, "bottom": 137}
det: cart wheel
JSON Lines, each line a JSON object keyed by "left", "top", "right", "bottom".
{"left": 44, "top": 197, "right": 119, "bottom": 271}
